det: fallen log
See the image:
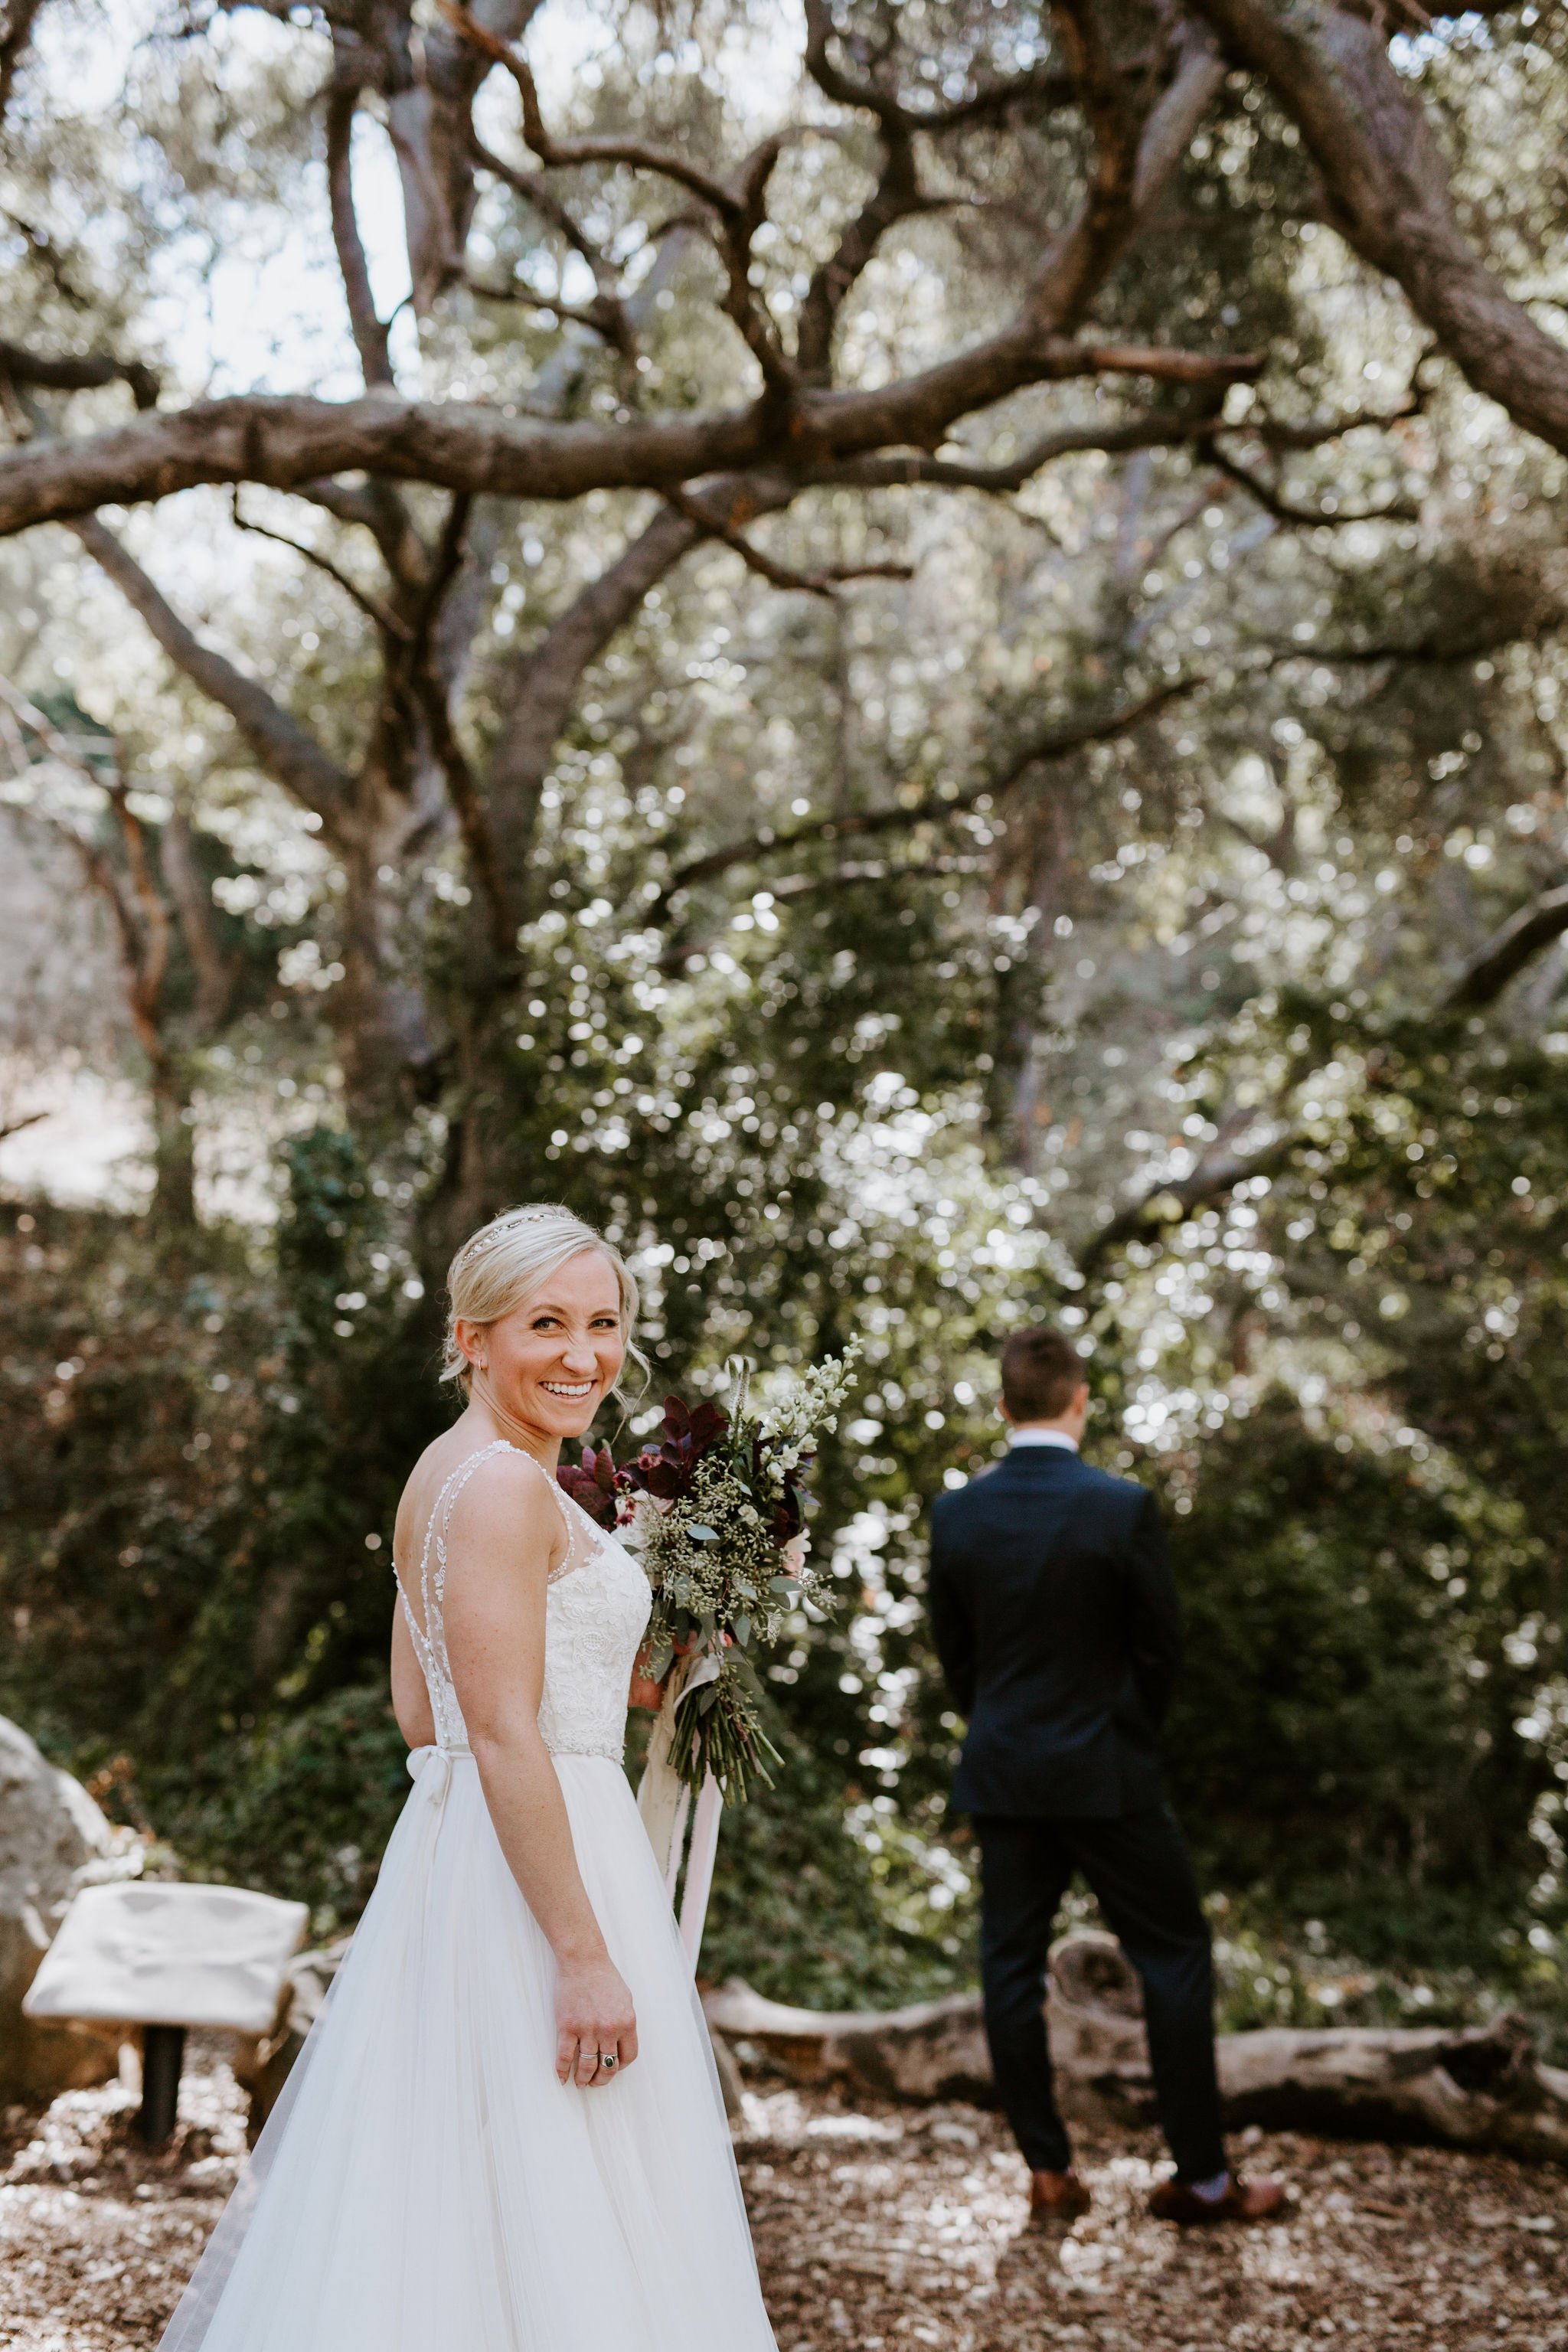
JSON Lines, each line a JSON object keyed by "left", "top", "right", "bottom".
{"left": 702, "top": 1981, "right": 994, "bottom": 2105}
{"left": 704, "top": 1929, "right": 1568, "bottom": 2166}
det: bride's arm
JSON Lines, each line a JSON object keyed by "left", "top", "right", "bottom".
{"left": 442, "top": 1460, "right": 639, "bottom": 2088}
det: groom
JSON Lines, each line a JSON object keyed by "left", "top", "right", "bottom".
{"left": 927, "top": 1325, "right": 1284, "bottom": 2226}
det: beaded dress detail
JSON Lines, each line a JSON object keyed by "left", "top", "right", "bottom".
{"left": 395, "top": 1440, "right": 652, "bottom": 1765}
{"left": 156, "top": 1440, "right": 776, "bottom": 2352}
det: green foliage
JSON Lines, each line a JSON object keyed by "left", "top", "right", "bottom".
{"left": 0, "top": 1142, "right": 442, "bottom": 1899}
{"left": 156, "top": 1682, "right": 412, "bottom": 1932}
{"left": 700, "top": 1750, "right": 969, "bottom": 2011}
{"left": 1165, "top": 1393, "right": 1546, "bottom": 1950}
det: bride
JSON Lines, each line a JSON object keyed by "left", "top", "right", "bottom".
{"left": 159, "top": 1204, "right": 778, "bottom": 2352}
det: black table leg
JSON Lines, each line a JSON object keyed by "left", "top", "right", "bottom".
{"left": 137, "top": 2024, "right": 186, "bottom": 2146}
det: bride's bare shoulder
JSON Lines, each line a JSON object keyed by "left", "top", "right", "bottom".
{"left": 423, "top": 1438, "right": 565, "bottom": 1563}
{"left": 394, "top": 1430, "right": 538, "bottom": 1557}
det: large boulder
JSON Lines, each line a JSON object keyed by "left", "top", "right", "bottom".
{"left": 0, "top": 1714, "right": 133, "bottom": 2102}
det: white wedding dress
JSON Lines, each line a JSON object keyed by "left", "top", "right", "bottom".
{"left": 159, "top": 1440, "right": 777, "bottom": 2352}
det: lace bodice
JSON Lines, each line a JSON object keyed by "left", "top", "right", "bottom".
{"left": 396, "top": 1442, "right": 651, "bottom": 1764}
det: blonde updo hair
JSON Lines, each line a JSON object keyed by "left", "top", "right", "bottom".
{"left": 440, "top": 1203, "right": 645, "bottom": 1401}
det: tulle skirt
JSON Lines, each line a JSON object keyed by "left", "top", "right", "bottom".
{"left": 158, "top": 1748, "right": 776, "bottom": 2352}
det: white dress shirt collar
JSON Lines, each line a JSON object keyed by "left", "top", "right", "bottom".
{"left": 1008, "top": 1426, "right": 1080, "bottom": 1453}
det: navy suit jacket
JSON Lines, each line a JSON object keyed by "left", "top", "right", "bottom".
{"left": 928, "top": 1445, "right": 1182, "bottom": 1818}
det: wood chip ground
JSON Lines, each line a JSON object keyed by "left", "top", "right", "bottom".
{"left": 2, "top": 2038, "right": 1566, "bottom": 2347}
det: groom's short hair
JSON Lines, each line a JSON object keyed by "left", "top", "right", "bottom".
{"left": 1001, "top": 1325, "right": 1086, "bottom": 1423}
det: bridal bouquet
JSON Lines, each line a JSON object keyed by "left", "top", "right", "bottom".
{"left": 559, "top": 1346, "right": 858, "bottom": 1801}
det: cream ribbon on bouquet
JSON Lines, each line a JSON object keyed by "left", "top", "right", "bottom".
{"left": 637, "top": 1651, "right": 724, "bottom": 1967}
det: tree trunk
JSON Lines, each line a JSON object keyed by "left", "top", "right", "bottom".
{"left": 148, "top": 1055, "right": 198, "bottom": 1232}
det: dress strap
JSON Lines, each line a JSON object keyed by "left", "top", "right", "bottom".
{"left": 399, "top": 1441, "right": 586, "bottom": 1628}
{"left": 547, "top": 1480, "right": 609, "bottom": 1586}
{"left": 423, "top": 1440, "right": 518, "bottom": 1603}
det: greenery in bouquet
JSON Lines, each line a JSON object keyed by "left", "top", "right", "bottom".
{"left": 558, "top": 1348, "right": 859, "bottom": 1801}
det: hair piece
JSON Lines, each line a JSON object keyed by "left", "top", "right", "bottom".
{"left": 999, "top": 1324, "right": 1086, "bottom": 1424}
{"left": 440, "top": 1204, "right": 645, "bottom": 1402}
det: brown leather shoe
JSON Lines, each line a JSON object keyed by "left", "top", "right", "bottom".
{"left": 1029, "top": 2167, "right": 1092, "bottom": 2224}
{"left": 1149, "top": 2173, "right": 1287, "bottom": 2226}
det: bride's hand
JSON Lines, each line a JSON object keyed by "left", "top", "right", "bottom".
{"left": 554, "top": 1955, "right": 638, "bottom": 2088}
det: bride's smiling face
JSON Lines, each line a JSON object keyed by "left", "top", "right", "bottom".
{"left": 458, "top": 1248, "right": 627, "bottom": 1441}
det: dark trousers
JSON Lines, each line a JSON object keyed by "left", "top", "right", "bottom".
{"left": 974, "top": 1806, "right": 1226, "bottom": 2182}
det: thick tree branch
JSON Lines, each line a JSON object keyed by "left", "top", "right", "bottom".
{"left": 106, "top": 770, "right": 172, "bottom": 1041}
{"left": 70, "top": 517, "right": 356, "bottom": 834}
{"left": 1186, "top": 0, "right": 1568, "bottom": 459}
{"left": 396, "top": 490, "right": 504, "bottom": 951}
{"left": 827, "top": 378, "right": 1417, "bottom": 494}
{"left": 1025, "top": 16, "right": 1224, "bottom": 337}
{"left": 413, "top": 661, "right": 509, "bottom": 959}
{"left": 386, "top": 0, "right": 544, "bottom": 315}
{"left": 409, "top": 492, "right": 474, "bottom": 677}
{"left": 0, "top": 336, "right": 158, "bottom": 410}
{"left": 480, "top": 477, "right": 799, "bottom": 923}
{"left": 795, "top": 63, "right": 923, "bottom": 384}
{"left": 481, "top": 511, "right": 699, "bottom": 922}
{"left": 0, "top": 328, "right": 1264, "bottom": 537}
{"left": 325, "top": 85, "right": 395, "bottom": 389}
